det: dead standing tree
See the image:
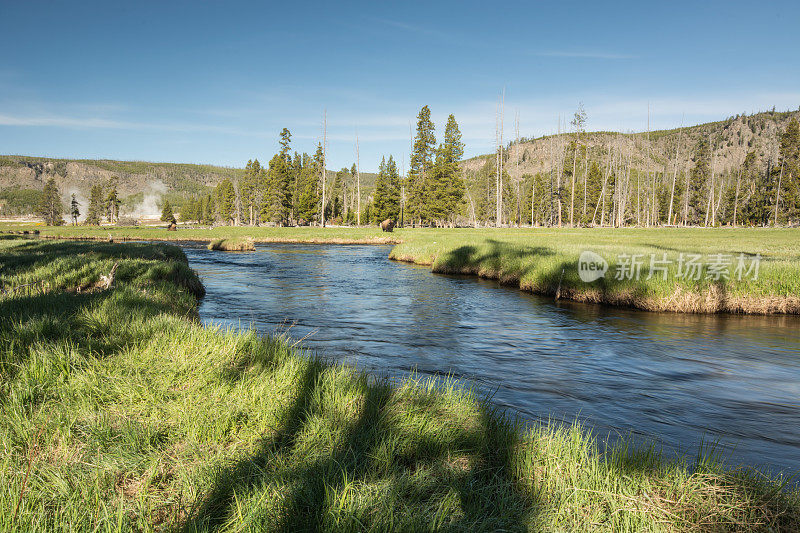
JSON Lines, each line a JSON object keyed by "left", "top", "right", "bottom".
{"left": 321, "top": 110, "right": 327, "bottom": 227}
{"left": 356, "top": 132, "right": 361, "bottom": 226}
{"left": 569, "top": 103, "right": 586, "bottom": 227}
{"left": 495, "top": 88, "right": 505, "bottom": 227}
{"left": 667, "top": 120, "right": 684, "bottom": 225}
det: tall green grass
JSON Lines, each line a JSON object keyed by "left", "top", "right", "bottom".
{"left": 388, "top": 227, "right": 800, "bottom": 314}
{"left": 0, "top": 237, "right": 798, "bottom": 531}
{"left": 4, "top": 223, "right": 800, "bottom": 312}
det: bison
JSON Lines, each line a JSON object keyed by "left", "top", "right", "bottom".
{"left": 380, "top": 219, "right": 395, "bottom": 232}
{"left": 167, "top": 222, "right": 177, "bottom": 231}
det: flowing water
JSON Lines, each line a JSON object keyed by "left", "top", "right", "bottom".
{"left": 183, "top": 243, "right": 800, "bottom": 476}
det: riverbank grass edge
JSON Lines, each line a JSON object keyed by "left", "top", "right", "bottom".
{"left": 1, "top": 237, "right": 798, "bottom": 530}
{"left": 6, "top": 223, "right": 800, "bottom": 314}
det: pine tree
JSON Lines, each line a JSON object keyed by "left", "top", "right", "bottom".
{"left": 350, "top": 163, "right": 358, "bottom": 221}
{"left": 105, "top": 186, "right": 120, "bottom": 224}
{"left": 70, "top": 193, "right": 80, "bottom": 226}
{"left": 313, "top": 143, "right": 325, "bottom": 222}
{"left": 407, "top": 105, "right": 436, "bottom": 225}
{"left": 292, "top": 152, "right": 302, "bottom": 220}
{"left": 746, "top": 160, "right": 775, "bottom": 226}
{"left": 294, "top": 152, "right": 316, "bottom": 223}
{"left": 39, "top": 178, "right": 64, "bottom": 226}
{"left": 160, "top": 199, "right": 176, "bottom": 224}
{"left": 263, "top": 154, "right": 292, "bottom": 225}
{"left": 385, "top": 155, "right": 401, "bottom": 220}
{"left": 215, "top": 180, "right": 235, "bottom": 224}
{"left": 85, "top": 185, "right": 103, "bottom": 225}
{"left": 242, "top": 159, "right": 263, "bottom": 225}
{"left": 779, "top": 118, "right": 800, "bottom": 220}
{"left": 372, "top": 156, "right": 401, "bottom": 223}
{"left": 181, "top": 198, "right": 196, "bottom": 223}
{"left": 203, "top": 194, "right": 215, "bottom": 225}
{"left": 194, "top": 196, "right": 204, "bottom": 224}
{"left": 584, "top": 161, "right": 603, "bottom": 224}
{"left": 431, "top": 114, "right": 465, "bottom": 225}
{"left": 330, "top": 169, "right": 344, "bottom": 220}
{"left": 279, "top": 128, "right": 292, "bottom": 160}
{"left": 688, "top": 138, "right": 711, "bottom": 224}
{"left": 523, "top": 173, "right": 549, "bottom": 226}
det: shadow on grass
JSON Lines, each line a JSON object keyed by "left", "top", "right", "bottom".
{"left": 0, "top": 238, "right": 201, "bottom": 380}
{"left": 433, "top": 239, "right": 662, "bottom": 310}
{"left": 0, "top": 238, "right": 184, "bottom": 276}
{"left": 184, "top": 364, "right": 536, "bottom": 531}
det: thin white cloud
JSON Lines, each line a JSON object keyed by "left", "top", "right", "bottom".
{"left": 0, "top": 113, "right": 134, "bottom": 129}
{"left": 0, "top": 112, "right": 275, "bottom": 138}
{"left": 532, "top": 50, "right": 638, "bottom": 60}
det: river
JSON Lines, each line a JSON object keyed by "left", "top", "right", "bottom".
{"left": 183, "top": 243, "right": 800, "bottom": 476}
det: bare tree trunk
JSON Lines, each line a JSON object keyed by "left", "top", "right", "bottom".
{"left": 515, "top": 110, "right": 520, "bottom": 226}
{"left": 733, "top": 164, "right": 742, "bottom": 227}
{"left": 705, "top": 135, "right": 716, "bottom": 227}
{"left": 644, "top": 104, "right": 650, "bottom": 226}
{"left": 495, "top": 101, "right": 500, "bottom": 226}
{"left": 556, "top": 117, "right": 563, "bottom": 227}
{"left": 234, "top": 179, "right": 241, "bottom": 226}
{"left": 622, "top": 147, "right": 632, "bottom": 227}
{"left": 595, "top": 143, "right": 612, "bottom": 226}
{"left": 399, "top": 155, "right": 405, "bottom": 227}
{"left": 582, "top": 151, "right": 588, "bottom": 222}
{"left": 683, "top": 159, "right": 690, "bottom": 226}
{"left": 774, "top": 160, "right": 784, "bottom": 226}
{"left": 667, "top": 128, "right": 682, "bottom": 226}
{"left": 714, "top": 172, "right": 725, "bottom": 224}
{"left": 547, "top": 135, "right": 554, "bottom": 226}
{"left": 321, "top": 110, "right": 327, "bottom": 227}
{"left": 636, "top": 165, "right": 641, "bottom": 226}
{"left": 570, "top": 129, "right": 577, "bottom": 227}
{"left": 466, "top": 190, "right": 477, "bottom": 228}
{"left": 356, "top": 132, "right": 361, "bottom": 226}
{"left": 496, "top": 88, "right": 505, "bottom": 227}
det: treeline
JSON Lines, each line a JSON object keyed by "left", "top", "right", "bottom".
{"left": 466, "top": 115, "right": 800, "bottom": 228}
{"left": 30, "top": 106, "right": 800, "bottom": 229}
{"left": 0, "top": 187, "right": 43, "bottom": 217}
{"left": 32, "top": 178, "right": 124, "bottom": 226}
{"left": 180, "top": 106, "right": 465, "bottom": 227}
{"left": 181, "top": 128, "right": 382, "bottom": 227}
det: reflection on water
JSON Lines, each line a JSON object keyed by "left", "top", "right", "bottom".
{"left": 183, "top": 243, "right": 800, "bottom": 476}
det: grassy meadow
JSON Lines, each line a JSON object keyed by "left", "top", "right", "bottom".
{"left": 4, "top": 222, "right": 800, "bottom": 314}
{"left": 1, "top": 236, "right": 799, "bottom": 531}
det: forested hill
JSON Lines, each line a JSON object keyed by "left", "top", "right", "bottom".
{"left": 465, "top": 109, "right": 799, "bottom": 178}
{"left": 0, "top": 156, "right": 243, "bottom": 199}
{"left": 462, "top": 108, "right": 800, "bottom": 226}
{"left": 0, "top": 155, "right": 378, "bottom": 218}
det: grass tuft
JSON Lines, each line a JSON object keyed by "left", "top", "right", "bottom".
{"left": 207, "top": 238, "right": 255, "bottom": 252}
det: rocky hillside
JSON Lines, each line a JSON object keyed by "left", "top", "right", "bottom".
{"left": 0, "top": 155, "right": 380, "bottom": 218}
{"left": 464, "top": 108, "right": 800, "bottom": 181}
{"left": 0, "top": 156, "right": 242, "bottom": 199}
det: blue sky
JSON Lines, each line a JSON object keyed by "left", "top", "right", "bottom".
{"left": 1, "top": 0, "right": 798, "bottom": 172}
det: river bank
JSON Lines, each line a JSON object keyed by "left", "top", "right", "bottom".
{"left": 1, "top": 236, "right": 798, "bottom": 531}
{"left": 2, "top": 224, "right": 800, "bottom": 314}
